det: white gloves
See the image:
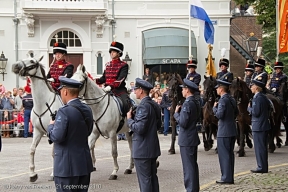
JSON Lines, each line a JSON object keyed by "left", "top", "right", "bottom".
{"left": 47, "top": 78, "right": 55, "bottom": 82}
{"left": 103, "top": 86, "right": 112, "bottom": 92}
{"left": 271, "top": 88, "right": 276, "bottom": 93}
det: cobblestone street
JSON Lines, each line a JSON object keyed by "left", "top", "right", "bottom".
{"left": 0, "top": 133, "right": 287, "bottom": 191}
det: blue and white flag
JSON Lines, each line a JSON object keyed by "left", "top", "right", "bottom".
{"left": 190, "top": 0, "right": 214, "bottom": 44}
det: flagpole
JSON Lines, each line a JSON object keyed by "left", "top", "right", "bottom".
{"left": 189, "top": 0, "right": 191, "bottom": 58}
{"left": 276, "top": 0, "right": 279, "bottom": 62}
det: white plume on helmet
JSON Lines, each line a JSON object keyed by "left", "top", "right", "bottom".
{"left": 256, "top": 47, "right": 262, "bottom": 58}
{"left": 221, "top": 48, "right": 226, "bottom": 58}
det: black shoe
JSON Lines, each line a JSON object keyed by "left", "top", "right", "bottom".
{"left": 216, "top": 180, "right": 234, "bottom": 184}
{"left": 250, "top": 169, "right": 268, "bottom": 173}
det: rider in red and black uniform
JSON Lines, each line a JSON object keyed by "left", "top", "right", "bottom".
{"left": 47, "top": 42, "right": 74, "bottom": 91}
{"left": 96, "top": 41, "right": 130, "bottom": 116}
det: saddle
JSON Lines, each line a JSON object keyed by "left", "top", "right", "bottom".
{"left": 111, "top": 93, "right": 132, "bottom": 133}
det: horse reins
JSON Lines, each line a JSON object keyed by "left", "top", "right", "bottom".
{"left": 79, "top": 76, "right": 110, "bottom": 139}
{"left": 20, "top": 60, "right": 59, "bottom": 133}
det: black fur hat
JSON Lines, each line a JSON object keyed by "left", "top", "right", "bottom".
{"left": 219, "top": 58, "right": 229, "bottom": 67}
{"left": 53, "top": 42, "right": 67, "bottom": 54}
{"left": 109, "top": 41, "right": 124, "bottom": 57}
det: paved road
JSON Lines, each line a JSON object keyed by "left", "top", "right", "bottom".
{"left": 0, "top": 133, "right": 287, "bottom": 191}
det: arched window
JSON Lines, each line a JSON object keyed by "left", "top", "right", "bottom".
{"left": 50, "top": 30, "right": 82, "bottom": 47}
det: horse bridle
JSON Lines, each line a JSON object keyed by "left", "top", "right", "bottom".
{"left": 78, "top": 74, "right": 111, "bottom": 139}
{"left": 19, "top": 60, "right": 57, "bottom": 133}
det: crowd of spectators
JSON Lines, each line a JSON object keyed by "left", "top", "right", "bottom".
{"left": 0, "top": 84, "right": 32, "bottom": 138}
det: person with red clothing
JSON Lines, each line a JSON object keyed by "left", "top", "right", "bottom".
{"left": 96, "top": 41, "right": 130, "bottom": 116}
{"left": 47, "top": 42, "right": 74, "bottom": 90}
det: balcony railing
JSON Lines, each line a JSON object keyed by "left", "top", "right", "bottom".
{"left": 22, "top": 0, "right": 106, "bottom": 11}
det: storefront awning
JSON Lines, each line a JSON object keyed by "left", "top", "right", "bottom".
{"left": 142, "top": 28, "right": 197, "bottom": 65}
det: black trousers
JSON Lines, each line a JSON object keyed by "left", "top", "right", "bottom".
{"left": 54, "top": 174, "right": 91, "bottom": 192}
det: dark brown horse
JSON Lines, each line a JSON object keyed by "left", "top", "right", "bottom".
{"left": 202, "top": 75, "right": 218, "bottom": 151}
{"left": 166, "top": 73, "right": 184, "bottom": 154}
{"left": 278, "top": 81, "right": 288, "bottom": 146}
{"left": 230, "top": 78, "right": 253, "bottom": 157}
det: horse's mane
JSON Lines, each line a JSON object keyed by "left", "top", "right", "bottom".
{"left": 37, "top": 62, "right": 55, "bottom": 93}
{"left": 231, "top": 78, "right": 252, "bottom": 102}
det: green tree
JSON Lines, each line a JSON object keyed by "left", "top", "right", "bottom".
{"left": 263, "top": 30, "right": 288, "bottom": 73}
{"left": 233, "top": 0, "right": 276, "bottom": 30}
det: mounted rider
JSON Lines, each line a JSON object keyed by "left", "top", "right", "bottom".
{"left": 47, "top": 42, "right": 74, "bottom": 91}
{"left": 269, "top": 61, "right": 287, "bottom": 99}
{"left": 186, "top": 58, "right": 203, "bottom": 131}
{"left": 269, "top": 61, "right": 288, "bottom": 123}
{"left": 244, "top": 60, "right": 254, "bottom": 87}
{"left": 95, "top": 40, "right": 130, "bottom": 117}
{"left": 216, "top": 58, "right": 233, "bottom": 83}
{"left": 250, "top": 58, "right": 268, "bottom": 87}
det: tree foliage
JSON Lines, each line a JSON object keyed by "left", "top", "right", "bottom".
{"left": 233, "top": 0, "right": 276, "bottom": 30}
{"left": 263, "top": 31, "right": 288, "bottom": 74}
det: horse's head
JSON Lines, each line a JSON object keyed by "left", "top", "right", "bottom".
{"left": 167, "top": 73, "right": 183, "bottom": 100}
{"left": 230, "top": 78, "right": 252, "bottom": 104}
{"left": 203, "top": 75, "right": 217, "bottom": 101}
{"left": 71, "top": 64, "right": 87, "bottom": 83}
{"left": 12, "top": 56, "right": 44, "bottom": 77}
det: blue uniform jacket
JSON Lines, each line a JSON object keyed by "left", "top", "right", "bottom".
{"left": 128, "top": 96, "right": 161, "bottom": 159}
{"left": 251, "top": 71, "right": 268, "bottom": 86}
{"left": 247, "top": 92, "right": 271, "bottom": 132}
{"left": 48, "top": 99, "right": 94, "bottom": 177}
{"left": 213, "top": 94, "right": 237, "bottom": 137}
{"left": 216, "top": 71, "right": 234, "bottom": 83}
{"left": 186, "top": 72, "right": 201, "bottom": 86}
{"left": 269, "top": 72, "right": 287, "bottom": 91}
{"left": 174, "top": 96, "right": 200, "bottom": 146}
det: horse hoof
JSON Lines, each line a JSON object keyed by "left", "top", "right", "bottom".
{"left": 93, "top": 167, "right": 96, "bottom": 172}
{"left": 168, "top": 149, "right": 175, "bottom": 155}
{"left": 248, "top": 143, "right": 253, "bottom": 148}
{"left": 277, "top": 143, "right": 282, "bottom": 148}
{"left": 156, "top": 160, "right": 160, "bottom": 168}
{"left": 215, "top": 149, "right": 218, "bottom": 154}
{"left": 30, "top": 174, "right": 38, "bottom": 182}
{"left": 268, "top": 149, "right": 275, "bottom": 153}
{"left": 237, "top": 152, "right": 245, "bottom": 157}
{"left": 48, "top": 176, "right": 54, "bottom": 181}
{"left": 204, "top": 148, "right": 209, "bottom": 151}
{"left": 124, "top": 169, "right": 132, "bottom": 174}
{"left": 285, "top": 141, "right": 288, "bottom": 146}
{"left": 109, "top": 175, "right": 118, "bottom": 180}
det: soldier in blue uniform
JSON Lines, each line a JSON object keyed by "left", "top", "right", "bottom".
{"left": 269, "top": 61, "right": 287, "bottom": 98}
{"left": 251, "top": 58, "right": 268, "bottom": 87}
{"left": 186, "top": 59, "right": 201, "bottom": 86}
{"left": 216, "top": 58, "right": 234, "bottom": 83}
{"left": 48, "top": 76, "right": 94, "bottom": 192}
{"left": 244, "top": 60, "right": 254, "bottom": 87}
{"left": 127, "top": 78, "right": 161, "bottom": 192}
{"left": 248, "top": 73, "right": 271, "bottom": 173}
{"left": 213, "top": 77, "right": 238, "bottom": 184}
{"left": 186, "top": 59, "right": 203, "bottom": 132}
{"left": 174, "top": 78, "right": 201, "bottom": 192}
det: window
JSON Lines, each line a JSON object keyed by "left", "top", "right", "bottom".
{"left": 97, "top": 53, "right": 103, "bottom": 75}
{"left": 50, "top": 30, "right": 82, "bottom": 47}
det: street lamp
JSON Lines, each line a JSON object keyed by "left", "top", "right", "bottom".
{"left": 246, "top": 32, "right": 259, "bottom": 59}
{"left": 0, "top": 51, "right": 8, "bottom": 81}
{"left": 123, "top": 52, "right": 132, "bottom": 73}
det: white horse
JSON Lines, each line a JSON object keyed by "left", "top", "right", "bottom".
{"left": 12, "top": 56, "right": 62, "bottom": 182}
{"left": 71, "top": 64, "right": 135, "bottom": 180}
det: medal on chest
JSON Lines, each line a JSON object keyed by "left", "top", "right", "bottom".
{"left": 58, "top": 65, "right": 63, "bottom": 69}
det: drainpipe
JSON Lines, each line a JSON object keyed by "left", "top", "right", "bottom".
{"left": 13, "top": 0, "right": 19, "bottom": 88}
{"left": 111, "top": 0, "right": 116, "bottom": 39}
